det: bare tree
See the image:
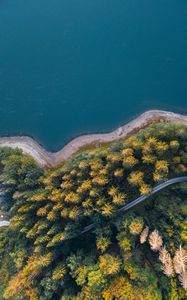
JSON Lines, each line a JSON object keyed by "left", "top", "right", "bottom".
{"left": 173, "top": 245, "right": 187, "bottom": 274}
{"left": 179, "top": 271, "right": 187, "bottom": 290}
{"left": 149, "top": 230, "right": 163, "bottom": 251}
{"left": 140, "top": 226, "right": 149, "bottom": 244}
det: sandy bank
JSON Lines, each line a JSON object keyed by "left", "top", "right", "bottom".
{"left": 0, "top": 110, "right": 187, "bottom": 168}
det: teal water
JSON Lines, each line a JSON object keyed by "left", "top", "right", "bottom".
{"left": 0, "top": 0, "right": 187, "bottom": 151}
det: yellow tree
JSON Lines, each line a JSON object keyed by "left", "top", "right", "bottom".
{"left": 129, "top": 217, "right": 144, "bottom": 236}
{"left": 128, "top": 171, "right": 144, "bottom": 186}
{"left": 99, "top": 254, "right": 121, "bottom": 276}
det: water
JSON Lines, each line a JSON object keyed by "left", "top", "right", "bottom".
{"left": 0, "top": 0, "right": 187, "bottom": 151}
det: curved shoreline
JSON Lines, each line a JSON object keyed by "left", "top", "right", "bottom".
{"left": 81, "top": 176, "right": 187, "bottom": 235}
{"left": 0, "top": 110, "right": 187, "bottom": 167}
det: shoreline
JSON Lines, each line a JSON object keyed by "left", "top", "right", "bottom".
{"left": 0, "top": 110, "right": 187, "bottom": 168}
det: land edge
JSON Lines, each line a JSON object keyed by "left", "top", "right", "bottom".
{"left": 0, "top": 109, "right": 187, "bottom": 168}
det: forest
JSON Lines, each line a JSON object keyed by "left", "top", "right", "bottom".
{"left": 0, "top": 121, "right": 187, "bottom": 299}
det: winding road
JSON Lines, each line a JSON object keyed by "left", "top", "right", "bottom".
{"left": 81, "top": 176, "right": 187, "bottom": 234}
{"left": 1, "top": 176, "right": 187, "bottom": 231}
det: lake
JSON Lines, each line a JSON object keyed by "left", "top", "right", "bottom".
{"left": 0, "top": 0, "right": 187, "bottom": 151}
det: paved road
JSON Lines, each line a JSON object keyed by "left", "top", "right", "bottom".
{"left": 0, "top": 189, "right": 9, "bottom": 228}
{"left": 1, "top": 176, "right": 187, "bottom": 230}
{"left": 0, "top": 221, "right": 10, "bottom": 227}
{"left": 81, "top": 176, "right": 187, "bottom": 234}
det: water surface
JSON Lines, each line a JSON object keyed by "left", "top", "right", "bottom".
{"left": 0, "top": 0, "right": 187, "bottom": 150}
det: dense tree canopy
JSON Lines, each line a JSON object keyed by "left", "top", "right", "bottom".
{"left": 0, "top": 122, "right": 187, "bottom": 299}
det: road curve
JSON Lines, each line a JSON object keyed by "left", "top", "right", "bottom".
{"left": 1, "top": 176, "right": 187, "bottom": 230}
{"left": 81, "top": 176, "right": 187, "bottom": 234}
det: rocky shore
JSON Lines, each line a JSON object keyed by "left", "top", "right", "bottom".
{"left": 0, "top": 110, "right": 187, "bottom": 168}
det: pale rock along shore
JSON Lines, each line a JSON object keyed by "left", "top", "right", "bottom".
{"left": 0, "top": 110, "right": 187, "bottom": 168}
